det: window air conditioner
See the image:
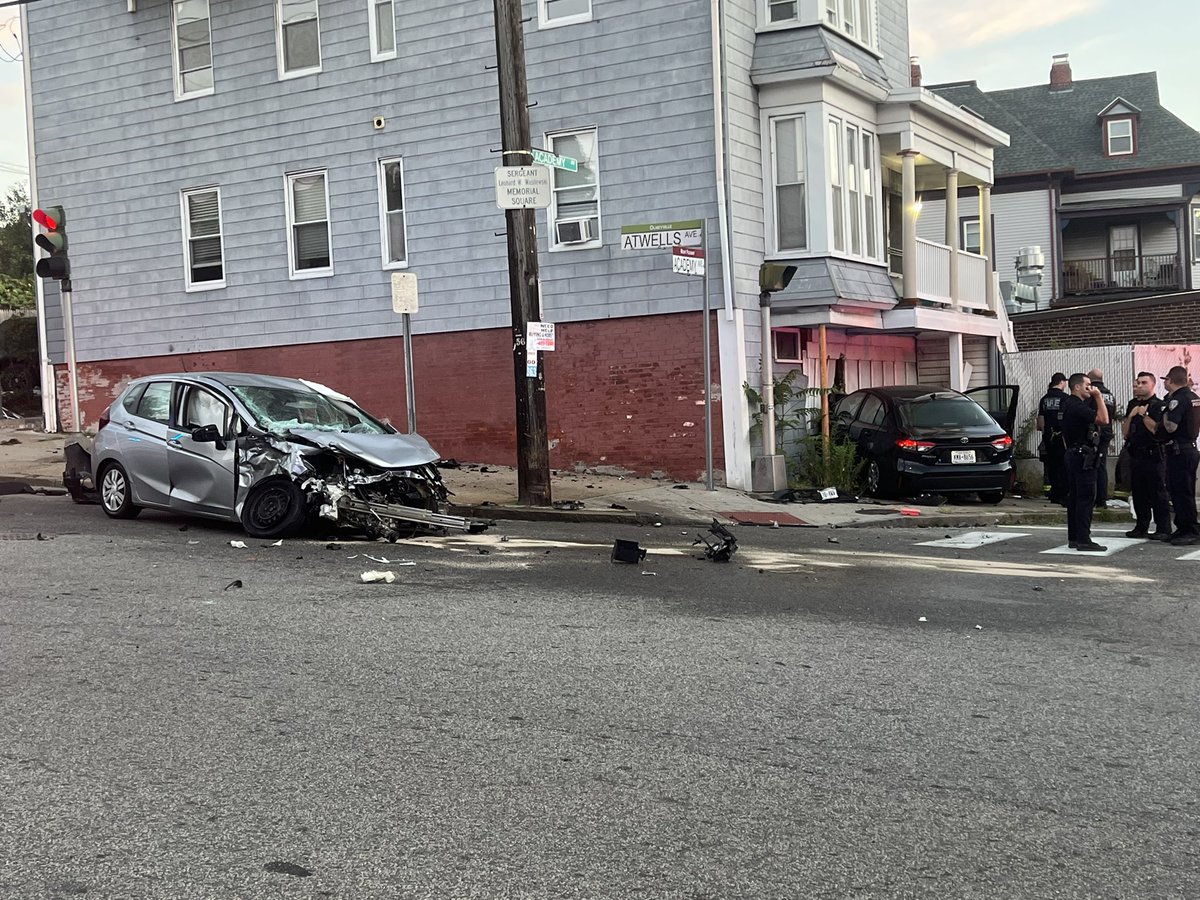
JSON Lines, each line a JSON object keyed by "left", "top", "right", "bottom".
{"left": 555, "top": 219, "right": 594, "bottom": 244}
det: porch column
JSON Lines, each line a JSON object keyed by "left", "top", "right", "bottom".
{"left": 948, "top": 333, "right": 965, "bottom": 391}
{"left": 945, "top": 169, "right": 960, "bottom": 310}
{"left": 902, "top": 151, "right": 918, "bottom": 302}
{"left": 979, "top": 184, "right": 996, "bottom": 312}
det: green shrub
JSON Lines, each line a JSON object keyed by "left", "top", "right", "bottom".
{"left": 792, "top": 434, "right": 865, "bottom": 495}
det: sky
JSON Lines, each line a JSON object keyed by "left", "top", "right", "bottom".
{"left": 0, "top": 1, "right": 1197, "bottom": 198}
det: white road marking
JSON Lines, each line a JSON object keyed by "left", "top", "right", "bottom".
{"left": 918, "top": 531, "right": 1029, "bottom": 549}
{"left": 1040, "top": 537, "right": 1143, "bottom": 557}
{"left": 1174, "top": 549, "right": 1200, "bottom": 561}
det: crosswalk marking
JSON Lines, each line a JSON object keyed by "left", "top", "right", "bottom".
{"left": 918, "top": 531, "right": 1029, "bottom": 549}
{"left": 1040, "top": 537, "right": 1144, "bottom": 557}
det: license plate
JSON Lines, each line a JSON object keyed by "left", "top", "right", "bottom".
{"left": 951, "top": 450, "right": 976, "bottom": 464}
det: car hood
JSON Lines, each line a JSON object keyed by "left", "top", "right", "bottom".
{"left": 286, "top": 428, "right": 441, "bottom": 469}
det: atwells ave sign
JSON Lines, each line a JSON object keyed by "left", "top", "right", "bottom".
{"left": 619, "top": 219, "right": 703, "bottom": 251}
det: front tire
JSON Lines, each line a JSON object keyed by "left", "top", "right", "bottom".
{"left": 99, "top": 462, "right": 141, "bottom": 519}
{"left": 241, "top": 478, "right": 307, "bottom": 539}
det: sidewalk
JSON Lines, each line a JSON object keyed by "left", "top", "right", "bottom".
{"left": 0, "top": 424, "right": 1082, "bottom": 529}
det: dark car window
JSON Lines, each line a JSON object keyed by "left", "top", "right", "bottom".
{"left": 899, "top": 395, "right": 997, "bottom": 428}
{"left": 857, "top": 394, "right": 885, "bottom": 426}
{"left": 120, "top": 383, "right": 147, "bottom": 414}
{"left": 834, "top": 391, "right": 866, "bottom": 423}
{"left": 180, "top": 387, "right": 230, "bottom": 433}
{"left": 135, "top": 382, "right": 172, "bottom": 425}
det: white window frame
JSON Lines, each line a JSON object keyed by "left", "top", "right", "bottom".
{"left": 770, "top": 114, "right": 809, "bottom": 254}
{"left": 285, "top": 169, "right": 333, "bottom": 279}
{"left": 822, "top": 0, "right": 875, "bottom": 48}
{"left": 1106, "top": 118, "right": 1134, "bottom": 156}
{"left": 377, "top": 157, "right": 408, "bottom": 269}
{"left": 828, "top": 114, "right": 882, "bottom": 263}
{"left": 171, "top": 0, "right": 214, "bottom": 101}
{"left": 180, "top": 186, "right": 225, "bottom": 291}
{"left": 546, "top": 126, "right": 602, "bottom": 252}
{"left": 765, "top": 0, "right": 798, "bottom": 24}
{"left": 537, "top": 0, "right": 591, "bottom": 29}
{"left": 1192, "top": 206, "right": 1200, "bottom": 262}
{"left": 276, "top": 0, "right": 322, "bottom": 79}
{"left": 368, "top": 0, "right": 396, "bottom": 62}
{"left": 961, "top": 219, "right": 982, "bottom": 256}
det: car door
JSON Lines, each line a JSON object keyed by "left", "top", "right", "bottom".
{"left": 167, "top": 385, "right": 238, "bottom": 518}
{"left": 832, "top": 391, "right": 866, "bottom": 440}
{"left": 851, "top": 392, "right": 890, "bottom": 458}
{"left": 964, "top": 385, "right": 1020, "bottom": 435}
{"left": 118, "top": 380, "right": 174, "bottom": 507}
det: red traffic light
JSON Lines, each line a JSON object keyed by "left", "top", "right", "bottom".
{"left": 33, "top": 207, "right": 61, "bottom": 230}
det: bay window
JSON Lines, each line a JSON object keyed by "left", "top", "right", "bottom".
{"left": 772, "top": 116, "right": 808, "bottom": 252}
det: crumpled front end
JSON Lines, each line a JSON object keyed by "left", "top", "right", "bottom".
{"left": 236, "top": 430, "right": 482, "bottom": 538}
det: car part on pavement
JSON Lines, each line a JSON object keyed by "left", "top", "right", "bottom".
{"left": 694, "top": 520, "right": 738, "bottom": 562}
{"left": 611, "top": 539, "right": 646, "bottom": 563}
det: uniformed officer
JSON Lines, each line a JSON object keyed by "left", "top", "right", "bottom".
{"left": 1061, "top": 372, "right": 1110, "bottom": 551}
{"left": 1037, "top": 373, "right": 1069, "bottom": 506}
{"left": 1121, "top": 371, "right": 1172, "bottom": 540}
{"left": 1087, "top": 368, "right": 1117, "bottom": 508}
{"left": 1151, "top": 365, "right": 1200, "bottom": 546}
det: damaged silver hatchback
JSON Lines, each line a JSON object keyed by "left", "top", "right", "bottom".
{"left": 66, "top": 372, "right": 485, "bottom": 539}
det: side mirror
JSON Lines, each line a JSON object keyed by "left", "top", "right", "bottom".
{"left": 191, "top": 424, "right": 226, "bottom": 450}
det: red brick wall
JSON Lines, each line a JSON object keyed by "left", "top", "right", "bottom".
{"left": 1013, "top": 292, "right": 1200, "bottom": 350}
{"left": 56, "top": 311, "right": 725, "bottom": 480}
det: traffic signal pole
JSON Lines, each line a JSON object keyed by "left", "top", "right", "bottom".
{"left": 60, "top": 279, "right": 80, "bottom": 432}
{"left": 492, "top": 0, "right": 551, "bottom": 506}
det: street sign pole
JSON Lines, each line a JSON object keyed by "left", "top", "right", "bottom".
{"left": 493, "top": 0, "right": 551, "bottom": 506}
{"left": 403, "top": 312, "right": 416, "bottom": 434}
{"left": 703, "top": 220, "right": 713, "bottom": 491}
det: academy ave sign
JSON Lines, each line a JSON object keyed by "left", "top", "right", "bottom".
{"left": 620, "top": 219, "right": 703, "bottom": 251}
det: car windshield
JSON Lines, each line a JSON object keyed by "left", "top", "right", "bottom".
{"left": 230, "top": 385, "right": 388, "bottom": 434}
{"left": 898, "top": 395, "right": 997, "bottom": 428}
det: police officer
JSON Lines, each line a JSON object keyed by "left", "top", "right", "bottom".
{"left": 1037, "top": 373, "right": 1069, "bottom": 506}
{"left": 1061, "top": 372, "right": 1110, "bottom": 551}
{"left": 1087, "top": 368, "right": 1117, "bottom": 508}
{"left": 1150, "top": 365, "right": 1200, "bottom": 546}
{"left": 1121, "top": 371, "right": 1172, "bottom": 540}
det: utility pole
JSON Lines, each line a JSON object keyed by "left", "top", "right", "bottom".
{"left": 492, "top": 0, "right": 551, "bottom": 506}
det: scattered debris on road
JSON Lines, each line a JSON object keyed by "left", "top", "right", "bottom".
{"left": 694, "top": 520, "right": 738, "bottom": 562}
{"left": 223, "top": 579, "right": 243, "bottom": 591}
{"left": 611, "top": 539, "right": 646, "bottom": 564}
{"left": 360, "top": 570, "right": 396, "bottom": 584}
{"left": 229, "top": 540, "right": 248, "bottom": 549}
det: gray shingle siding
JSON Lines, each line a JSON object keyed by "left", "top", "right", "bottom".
{"left": 28, "top": 0, "right": 722, "bottom": 364}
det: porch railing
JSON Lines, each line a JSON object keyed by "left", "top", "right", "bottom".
{"left": 1062, "top": 253, "right": 1182, "bottom": 295}
{"left": 956, "top": 250, "right": 988, "bottom": 311}
{"left": 915, "top": 238, "right": 951, "bottom": 304}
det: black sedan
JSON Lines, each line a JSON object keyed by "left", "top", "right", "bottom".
{"left": 832, "top": 385, "right": 1020, "bottom": 502}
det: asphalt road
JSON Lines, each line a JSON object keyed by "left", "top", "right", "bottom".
{"left": 1, "top": 495, "right": 1198, "bottom": 899}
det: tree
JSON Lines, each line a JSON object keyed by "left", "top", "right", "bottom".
{"left": 0, "top": 183, "right": 34, "bottom": 310}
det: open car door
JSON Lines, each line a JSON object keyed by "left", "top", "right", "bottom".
{"left": 964, "top": 385, "right": 1020, "bottom": 435}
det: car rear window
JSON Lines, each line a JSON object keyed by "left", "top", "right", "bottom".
{"left": 898, "top": 396, "right": 997, "bottom": 428}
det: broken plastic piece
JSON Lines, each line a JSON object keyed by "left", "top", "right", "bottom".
{"left": 229, "top": 540, "right": 248, "bottom": 549}
{"left": 899, "top": 507, "right": 921, "bottom": 516}
{"left": 360, "top": 570, "right": 396, "bottom": 584}
{"left": 611, "top": 539, "right": 647, "bottom": 564}
{"left": 552, "top": 499, "right": 585, "bottom": 510}
{"left": 693, "top": 520, "right": 738, "bottom": 562}
{"left": 918, "top": 616, "right": 928, "bottom": 622}
{"left": 819, "top": 487, "right": 838, "bottom": 501}
{"left": 224, "top": 579, "right": 243, "bottom": 591}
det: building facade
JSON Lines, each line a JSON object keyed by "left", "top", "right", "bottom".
{"left": 25, "top": 0, "right": 1010, "bottom": 487}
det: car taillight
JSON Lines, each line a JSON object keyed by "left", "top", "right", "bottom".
{"left": 991, "top": 435, "right": 1013, "bottom": 451}
{"left": 897, "top": 438, "right": 936, "bottom": 451}
{"left": 97, "top": 407, "right": 111, "bottom": 431}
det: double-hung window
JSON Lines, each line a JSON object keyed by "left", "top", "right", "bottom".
{"left": 538, "top": 0, "right": 591, "bottom": 29}
{"left": 772, "top": 116, "right": 808, "bottom": 253}
{"left": 1192, "top": 207, "right": 1200, "bottom": 260}
{"left": 172, "top": 0, "right": 213, "bottom": 99}
{"left": 277, "top": 0, "right": 321, "bottom": 77}
{"left": 286, "top": 171, "right": 332, "bottom": 277}
{"left": 1105, "top": 118, "right": 1134, "bottom": 156}
{"left": 824, "top": 0, "right": 874, "bottom": 47}
{"left": 368, "top": 0, "right": 396, "bottom": 61}
{"left": 378, "top": 158, "right": 408, "bottom": 267}
{"left": 829, "top": 116, "right": 881, "bottom": 262}
{"left": 181, "top": 188, "right": 224, "bottom": 289}
{"left": 547, "top": 128, "right": 601, "bottom": 249}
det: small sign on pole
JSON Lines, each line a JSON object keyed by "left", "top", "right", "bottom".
{"left": 391, "top": 272, "right": 418, "bottom": 314}
{"left": 494, "top": 166, "right": 552, "bottom": 209}
{"left": 525, "top": 322, "right": 555, "bottom": 378}
{"left": 620, "top": 219, "right": 704, "bottom": 251}
{"left": 530, "top": 148, "right": 579, "bottom": 172}
{"left": 671, "top": 246, "right": 705, "bottom": 277}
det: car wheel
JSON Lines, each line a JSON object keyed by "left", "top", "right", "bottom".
{"left": 866, "top": 459, "right": 897, "bottom": 499}
{"left": 241, "top": 478, "right": 308, "bottom": 539}
{"left": 979, "top": 490, "right": 1005, "bottom": 505}
{"left": 99, "top": 462, "right": 141, "bottom": 519}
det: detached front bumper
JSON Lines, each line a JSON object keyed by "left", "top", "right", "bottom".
{"left": 63, "top": 441, "right": 99, "bottom": 503}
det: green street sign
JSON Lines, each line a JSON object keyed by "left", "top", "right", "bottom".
{"left": 531, "top": 148, "right": 578, "bottom": 172}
